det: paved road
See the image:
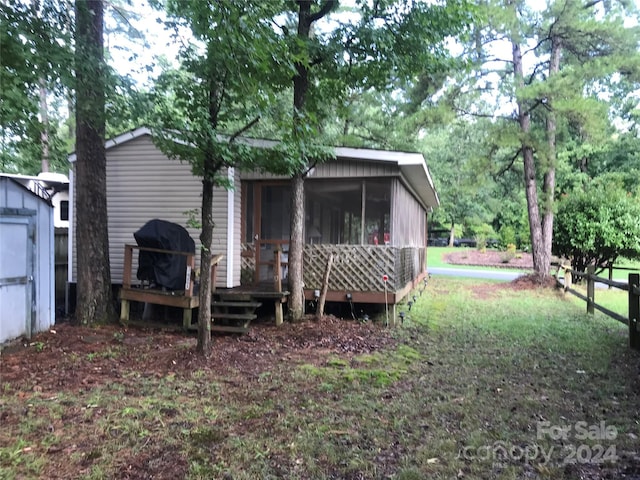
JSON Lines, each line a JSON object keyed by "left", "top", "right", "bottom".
{"left": 428, "top": 267, "right": 523, "bottom": 282}
{"left": 428, "top": 267, "right": 615, "bottom": 289}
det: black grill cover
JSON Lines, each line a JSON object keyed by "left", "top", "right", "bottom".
{"left": 134, "top": 219, "right": 196, "bottom": 291}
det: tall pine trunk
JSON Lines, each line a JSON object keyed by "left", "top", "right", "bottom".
{"left": 38, "top": 78, "right": 49, "bottom": 173}
{"left": 74, "top": 0, "right": 114, "bottom": 324}
{"left": 512, "top": 38, "right": 549, "bottom": 278}
{"left": 542, "top": 36, "right": 562, "bottom": 275}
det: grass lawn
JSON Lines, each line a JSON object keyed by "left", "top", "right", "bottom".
{"left": 427, "top": 246, "right": 470, "bottom": 268}
{"left": 427, "top": 246, "right": 531, "bottom": 273}
{"left": 1, "top": 278, "right": 639, "bottom": 479}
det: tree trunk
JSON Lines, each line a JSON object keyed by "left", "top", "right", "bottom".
{"left": 288, "top": 172, "right": 305, "bottom": 321}
{"left": 522, "top": 144, "right": 547, "bottom": 275}
{"left": 541, "top": 36, "right": 562, "bottom": 277}
{"left": 74, "top": 0, "right": 114, "bottom": 325}
{"left": 288, "top": 1, "right": 312, "bottom": 321}
{"left": 511, "top": 26, "right": 549, "bottom": 279}
{"left": 38, "top": 78, "right": 49, "bottom": 173}
{"left": 197, "top": 176, "right": 214, "bottom": 354}
{"left": 287, "top": 1, "right": 336, "bottom": 320}
{"left": 448, "top": 221, "right": 456, "bottom": 247}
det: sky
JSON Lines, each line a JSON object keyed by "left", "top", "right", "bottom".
{"left": 108, "top": 0, "right": 640, "bottom": 125}
{"left": 106, "top": 0, "right": 179, "bottom": 87}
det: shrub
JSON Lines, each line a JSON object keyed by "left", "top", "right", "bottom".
{"left": 499, "top": 226, "right": 516, "bottom": 250}
{"left": 553, "top": 186, "right": 640, "bottom": 273}
{"left": 471, "top": 223, "right": 495, "bottom": 253}
{"left": 500, "top": 243, "right": 516, "bottom": 263}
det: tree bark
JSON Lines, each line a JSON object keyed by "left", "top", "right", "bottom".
{"left": 541, "top": 35, "right": 562, "bottom": 277}
{"left": 195, "top": 71, "right": 225, "bottom": 354}
{"left": 512, "top": 39, "right": 549, "bottom": 277}
{"left": 288, "top": 0, "right": 312, "bottom": 321}
{"left": 197, "top": 176, "right": 214, "bottom": 354}
{"left": 74, "top": 0, "right": 114, "bottom": 324}
{"left": 288, "top": 1, "right": 336, "bottom": 320}
{"left": 288, "top": 172, "right": 305, "bottom": 320}
{"left": 38, "top": 78, "right": 49, "bottom": 173}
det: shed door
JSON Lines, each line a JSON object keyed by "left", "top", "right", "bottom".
{"left": 0, "top": 212, "right": 35, "bottom": 341}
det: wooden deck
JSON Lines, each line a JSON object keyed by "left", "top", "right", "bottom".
{"left": 241, "top": 243, "right": 426, "bottom": 305}
{"left": 119, "top": 244, "right": 222, "bottom": 329}
{"left": 119, "top": 244, "right": 288, "bottom": 332}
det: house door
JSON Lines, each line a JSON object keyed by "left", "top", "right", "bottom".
{"left": 254, "top": 183, "right": 290, "bottom": 283}
{"left": 0, "top": 210, "right": 35, "bottom": 341}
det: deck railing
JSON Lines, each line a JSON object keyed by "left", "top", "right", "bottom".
{"left": 241, "top": 243, "right": 426, "bottom": 292}
{"left": 303, "top": 245, "right": 425, "bottom": 292}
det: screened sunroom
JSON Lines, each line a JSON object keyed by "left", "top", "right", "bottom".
{"left": 240, "top": 146, "right": 437, "bottom": 305}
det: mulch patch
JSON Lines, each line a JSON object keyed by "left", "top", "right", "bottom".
{"left": 0, "top": 316, "right": 396, "bottom": 478}
{"left": 0, "top": 316, "right": 395, "bottom": 395}
{"left": 445, "top": 249, "right": 560, "bottom": 299}
{"left": 445, "top": 249, "right": 534, "bottom": 269}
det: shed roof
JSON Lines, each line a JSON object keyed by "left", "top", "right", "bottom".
{"left": 68, "top": 127, "right": 439, "bottom": 208}
{"left": 0, "top": 174, "right": 59, "bottom": 205}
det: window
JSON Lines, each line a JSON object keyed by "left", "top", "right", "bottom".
{"left": 60, "top": 200, "right": 69, "bottom": 221}
{"left": 305, "top": 179, "right": 391, "bottom": 245}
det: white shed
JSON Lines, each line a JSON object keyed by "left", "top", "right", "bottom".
{"left": 0, "top": 175, "right": 55, "bottom": 343}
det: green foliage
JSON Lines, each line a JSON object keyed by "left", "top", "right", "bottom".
{"left": 441, "top": 0, "right": 640, "bottom": 275}
{"left": 0, "top": 0, "right": 149, "bottom": 174}
{"left": 0, "top": 0, "right": 72, "bottom": 173}
{"left": 149, "top": 1, "right": 287, "bottom": 180}
{"left": 498, "top": 225, "right": 516, "bottom": 250}
{"left": 421, "top": 121, "right": 497, "bottom": 236}
{"left": 553, "top": 185, "right": 640, "bottom": 273}
{"left": 469, "top": 223, "right": 494, "bottom": 252}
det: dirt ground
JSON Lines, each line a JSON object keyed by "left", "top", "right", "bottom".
{"left": 0, "top": 316, "right": 396, "bottom": 394}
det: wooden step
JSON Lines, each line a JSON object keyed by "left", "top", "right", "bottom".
{"left": 212, "top": 301, "right": 262, "bottom": 309}
{"left": 211, "top": 325, "right": 249, "bottom": 334}
{"left": 211, "top": 313, "right": 256, "bottom": 321}
{"left": 216, "top": 293, "right": 254, "bottom": 301}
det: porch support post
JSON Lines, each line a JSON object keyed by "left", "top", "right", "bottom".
{"left": 274, "top": 248, "right": 283, "bottom": 326}
{"left": 360, "top": 180, "right": 366, "bottom": 245}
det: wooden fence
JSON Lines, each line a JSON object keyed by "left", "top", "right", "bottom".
{"left": 555, "top": 264, "right": 640, "bottom": 351}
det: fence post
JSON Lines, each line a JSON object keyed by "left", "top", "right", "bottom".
{"left": 628, "top": 273, "right": 640, "bottom": 350}
{"left": 587, "top": 266, "right": 595, "bottom": 315}
{"left": 608, "top": 264, "right": 613, "bottom": 289}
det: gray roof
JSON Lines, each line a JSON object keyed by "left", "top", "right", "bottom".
{"left": 68, "top": 127, "right": 439, "bottom": 208}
